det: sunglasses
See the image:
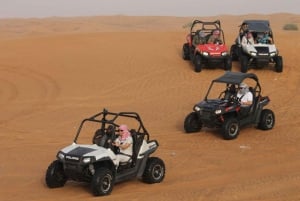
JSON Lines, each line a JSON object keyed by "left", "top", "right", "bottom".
{"left": 119, "top": 130, "right": 124, "bottom": 132}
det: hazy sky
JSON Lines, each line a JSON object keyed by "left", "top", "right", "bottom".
{"left": 0, "top": 0, "right": 298, "bottom": 19}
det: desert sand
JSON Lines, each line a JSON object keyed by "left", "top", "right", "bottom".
{"left": 0, "top": 14, "right": 299, "bottom": 201}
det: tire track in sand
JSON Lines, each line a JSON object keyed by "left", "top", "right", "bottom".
{"left": 0, "top": 63, "right": 60, "bottom": 127}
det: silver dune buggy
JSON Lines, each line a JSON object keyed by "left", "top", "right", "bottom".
{"left": 230, "top": 20, "right": 283, "bottom": 73}
{"left": 45, "top": 109, "right": 165, "bottom": 196}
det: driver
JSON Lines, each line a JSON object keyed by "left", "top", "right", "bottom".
{"left": 207, "top": 29, "right": 222, "bottom": 44}
{"left": 237, "top": 83, "right": 253, "bottom": 106}
{"left": 112, "top": 124, "right": 133, "bottom": 166}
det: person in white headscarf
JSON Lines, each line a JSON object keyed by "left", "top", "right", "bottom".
{"left": 237, "top": 83, "right": 253, "bottom": 106}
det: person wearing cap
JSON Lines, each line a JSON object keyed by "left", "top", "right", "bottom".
{"left": 113, "top": 124, "right": 133, "bottom": 166}
{"left": 207, "top": 29, "right": 222, "bottom": 44}
{"left": 237, "top": 83, "right": 253, "bottom": 106}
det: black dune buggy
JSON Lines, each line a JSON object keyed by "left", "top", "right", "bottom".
{"left": 45, "top": 109, "right": 165, "bottom": 196}
{"left": 184, "top": 72, "right": 275, "bottom": 140}
{"left": 182, "top": 19, "right": 232, "bottom": 72}
{"left": 230, "top": 20, "right": 283, "bottom": 73}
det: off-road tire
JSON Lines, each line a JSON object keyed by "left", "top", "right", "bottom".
{"left": 194, "top": 54, "right": 202, "bottom": 72}
{"left": 224, "top": 57, "right": 232, "bottom": 71}
{"left": 142, "top": 157, "right": 165, "bottom": 184}
{"left": 184, "top": 112, "right": 202, "bottom": 133}
{"left": 274, "top": 56, "right": 283, "bottom": 73}
{"left": 45, "top": 160, "right": 67, "bottom": 188}
{"left": 258, "top": 109, "right": 275, "bottom": 130}
{"left": 182, "top": 43, "right": 190, "bottom": 60}
{"left": 230, "top": 45, "right": 239, "bottom": 61}
{"left": 91, "top": 167, "right": 114, "bottom": 196}
{"left": 240, "top": 55, "right": 248, "bottom": 73}
{"left": 222, "top": 117, "right": 240, "bottom": 140}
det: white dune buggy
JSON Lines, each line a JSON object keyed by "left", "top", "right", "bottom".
{"left": 230, "top": 20, "right": 283, "bottom": 73}
{"left": 45, "top": 109, "right": 165, "bottom": 196}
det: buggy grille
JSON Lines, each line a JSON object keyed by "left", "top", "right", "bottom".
{"left": 255, "top": 46, "right": 269, "bottom": 55}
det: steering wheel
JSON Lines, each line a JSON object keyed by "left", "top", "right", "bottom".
{"left": 227, "top": 94, "right": 238, "bottom": 105}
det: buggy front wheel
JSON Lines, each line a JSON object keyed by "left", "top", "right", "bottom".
{"left": 91, "top": 167, "right": 114, "bottom": 196}
{"left": 274, "top": 56, "right": 283, "bottom": 73}
{"left": 230, "top": 45, "right": 239, "bottom": 61}
{"left": 240, "top": 55, "right": 248, "bottom": 73}
{"left": 224, "top": 57, "right": 232, "bottom": 71}
{"left": 45, "top": 160, "right": 68, "bottom": 188}
{"left": 222, "top": 117, "right": 240, "bottom": 140}
{"left": 182, "top": 43, "right": 190, "bottom": 60}
{"left": 142, "top": 157, "right": 165, "bottom": 184}
{"left": 184, "top": 112, "right": 202, "bottom": 133}
{"left": 258, "top": 109, "right": 275, "bottom": 130}
{"left": 194, "top": 54, "right": 202, "bottom": 72}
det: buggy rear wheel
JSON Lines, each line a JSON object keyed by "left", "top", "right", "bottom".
{"left": 45, "top": 160, "right": 67, "bottom": 188}
{"left": 91, "top": 167, "right": 114, "bottom": 196}
{"left": 142, "top": 157, "right": 165, "bottom": 184}
{"left": 258, "top": 109, "right": 275, "bottom": 130}
{"left": 222, "top": 117, "right": 240, "bottom": 140}
{"left": 184, "top": 112, "right": 202, "bottom": 133}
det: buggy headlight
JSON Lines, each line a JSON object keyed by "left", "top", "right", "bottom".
{"left": 221, "top": 52, "right": 228, "bottom": 56}
{"left": 270, "top": 52, "right": 276, "bottom": 57}
{"left": 250, "top": 51, "right": 257, "bottom": 56}
{"left": 82, "top": 157, "right": 93, "bottom": 163}
{"left": 215, "top": 109, "right": 222, "bottom": 115}
{"left": 82, "top": 156, "right": 95, "bottom": 164}
{"left": 57, "top": 152, "right": 65, "bottom": 160}
{"left": 82, "top": 157, "right": 91, "bottom": 163}
{"left": 203, "top": 52, "right": 209, "bottom": 57}
{"left": 194, "top": 106, "right": 201, "bottom": 111}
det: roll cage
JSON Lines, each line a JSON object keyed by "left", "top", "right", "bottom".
{"left": 204, "top": 72, "right": 261, "bottom": 101}
{"left": 73, "top": 108, "right": 150, "bottom": 143}
{"left": 190, "top": 20, "right": 226, "bottom": 44}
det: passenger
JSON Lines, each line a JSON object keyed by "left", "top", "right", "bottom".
{"left": 207, "top": 29, "right": 222, "bottom": 44}
{"left": 256, "top": 32, "right": 273, "bottom": 44}
{"left": 241, "top": 31, "right": 255, "bottom": 45}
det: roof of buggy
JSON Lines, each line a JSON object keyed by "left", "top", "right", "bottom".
{"left": 213, "top": 72, "right": 258, "bottom": 84}
{"left": 242, "top": 20, "right": 271, "bottom": 32}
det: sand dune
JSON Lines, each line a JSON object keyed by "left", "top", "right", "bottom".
{"left": 0, "top": 14, "right": 299, "bottom": 201}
